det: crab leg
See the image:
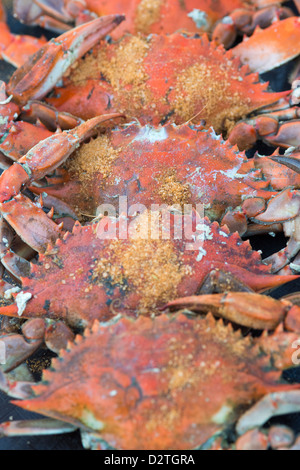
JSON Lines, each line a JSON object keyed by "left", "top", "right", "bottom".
{"left": 213, "top": 5, "right": 293, "bottom": 49}
{"left": 7, "top": 14, "right": 125, "bottom": 106}
{"left": 21, "top": 100, "right": 83, "bottom": 131}
{"left": 0, "top": 216, "right": 32, "bottom": 280}
{"left": 13, "top": 0, "right": 94, "bottom": 34}
{"left": 164, "top": 292, "right": 300, "bottom": 331}
{"left": 0, "top": 114, "right": 122, "bottom": 203}
{"left": 232, "top": 17, "right": 300, "bottom": 74}
{"left": 249, "top": 190, "right": 300, "bottom": 225}
{"left": 13, "top": 0, "right": 45, "bottom": 27}
{"left": 229, "top": 111, "right": 300, "bottom": 151}
{"left": 1, "top": 194, "right": 62, "bottom": 254}
{"left": 0, "top": 316, "right": 74, "bottom": 371}
{"left": 0, "top": 328, "right": 45, "bottom": 373}
{"left": 34, "top": 0, "right": 82, "bottom": 24}
{"left": 264, "top": 238, "right": 300, "bottom": 273}
{"left": 295, "top": 0, "right": 300, "bottom": 14}
{"left": 236, "top": 391, "right": 300, "bottom": 436}
{"left": 0, "top": 369, "right": 34, "bottom": 399}
{"left": 1, "top": 249, "right": 31, "bottom": 281}
{"left": 0, "top": 418, "right": 77, "bottom": 437}
{"left": 222, "top": 189, "right": 300, "bottom": 243}
{"left": 271, "top": 155, "right": 300, "bottom": 174}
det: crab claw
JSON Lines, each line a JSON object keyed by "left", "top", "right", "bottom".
{"left": 0, "top": 318, "right": 45, "bottom": 373}
{"left": 251, "top": 189, "right": 300, "bottom": 224}
{"left": 236, "top": 391, "right": 300, "bottom": 436}
{"left": 7, "top": 14, "right": 125, "bottom": 106}
{"left": 164, "top": 292, "right": 295, "bottom": 330}
{"left": 14, "top": 0, "right": 95, "bottom": 34}
{"left": 0, "top": 113, "right": 123, "bottom": 204}
{"left": 270, "top": 154, "right": 300, "bottom": 175}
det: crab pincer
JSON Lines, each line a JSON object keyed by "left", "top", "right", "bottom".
{"left": 0, "top": 14, "right": 125, "bottom": 165}
{"left": 164, "top": 292, "right": 300, "bottom": 331}
{"left": 7, "top": 13, "right": 125, "bottom": 106}
{"left": 0, "top": 114, "right": 123, "bottom": 255}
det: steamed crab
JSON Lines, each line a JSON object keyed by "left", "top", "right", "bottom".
{"left": 45, "top": 30, "right": 300, "bottom": 151}
{"left": 0, "top": 207, "right": 299, "bottom": 370}
{"left": 12, "top": 0, "right": 296, "bottom": 49}
{"left": 1, "top": 312, "right": 300, "bottom": 449}
{"left": 19, "top": 120, "right": 300, "bottom": 273}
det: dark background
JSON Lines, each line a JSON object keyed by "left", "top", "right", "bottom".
{"left": 0, "top": 0, "right": 300, "bottom": 450}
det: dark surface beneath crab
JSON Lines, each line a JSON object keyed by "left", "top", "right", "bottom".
{"left": 1, "top": 1, "right": 300, "bottom": 451}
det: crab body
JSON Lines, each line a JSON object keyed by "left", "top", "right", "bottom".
{"left": 31, "top": 122, "right": 300, "bottom": 233}
{"left": 47, "top": 33, "right": 284, "bottom": 130}
{"left": 4, "top": 313, "right": 300, "bottom": 450}
{"left": 0, "top": 213, "right": 297, "bottom": 329}
{"left": 46, "top": 32, "right": 300, "bottom": 150}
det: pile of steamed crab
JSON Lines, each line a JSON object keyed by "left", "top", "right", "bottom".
{"left": 2, "top": 0, "right": 300, "bottom": 451}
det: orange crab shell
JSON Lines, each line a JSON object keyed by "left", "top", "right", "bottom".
{"left": 84, "top": 0, "right": 247, "bottom": 36}
{"left": 1, "top": 215, "right": 296, "bottom": 329}
{"left": 15, "top": 313, "right": 297, "bottom": 450}
{"left": 83, "top": 0, "right": 293, "bottom": 38}
{"left": 47, "top": 33, "right": 288, "bottom": 131}
{"left": 32, "top": 122, "right": 300, "bottom": 223}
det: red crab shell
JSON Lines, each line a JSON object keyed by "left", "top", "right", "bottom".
{"left": 12, "top": 0, "right": 293, "bottom": 41}
{"left": 47, "top": 33, "right": 287, "bottom": 132}
{"left": 83, "top": 0, "right": 254, "bottom": 36}
{"left": 32, "top": 122, "right": 300, "bottom": 222}
{"left": 15, "top": 313, "right": 299, "bottom": 450}
{"left": 0, "top": 214, "right": 296, "bottom": 329}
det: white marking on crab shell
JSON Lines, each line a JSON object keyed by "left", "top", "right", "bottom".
{"left": 15, "top": 292, "right": 32, "bottom": 316}
{"left": 187, "top": 9, "right": 209, "bottom": 30}
{"left": 220, "top": 164, "right": 244, "bottom": 180}
{"left": 81, "top": 409, "right": 105, "bottom": 432}
{"left": 196, "top": 223, "right": 213, "bottom": 241}
{"left": 222, "top": 16, "right": 234, "bottom": 25}
{"left": 4, "top": 286, "right": 21, "bottom": 300}
{"left": 133, "top": 126, "right": 168, "bottom": 143}
{"left": 209, "top": 128, "right": 222, "bottom": 141}
{"left": 285, "top": 146, "right": 296, "bottom": 156}
{"left": 212, "top": 404, "right": 233, "bottom": 424}
{"left": 196, "top": 247, "right": 207, "bottom": 262}
{"left": 0, "top": 115, "right": 8, "bottom": 126}
{"left": 219, "top": 230, "right": 229, "bottom": 238}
